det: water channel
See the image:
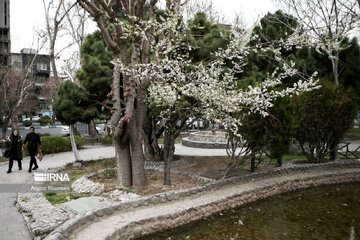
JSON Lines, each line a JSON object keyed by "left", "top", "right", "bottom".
{"left": 141, "top": 182, "right": 360, "bottom": 240}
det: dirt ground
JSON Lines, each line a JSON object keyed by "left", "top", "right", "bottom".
{"left": 60, "top": 153, "right": 287, "bottom": 199}
{"left": 90, "top": 156, "right": 234, "bottom": 196}
{"left": 82, "top": 155, "right": 278, "bottom": 196}
{"left": 173, "top": 155, "right": 231, "bottom": 179}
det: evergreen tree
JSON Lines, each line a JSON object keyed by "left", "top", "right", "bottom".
{"left": 53, "top": 31, "right": 113, "bottom": 125}
{"left": 294, "top": 81, "right": 358, "bottom": 163}
{"left": 339, "top": 38, "right": 360, "bottom": 104}
{"left": 188, "top": 12, "right": 230, "bottom": 63}
{"left": 53, "top": 81, "right": 97, "bottom": 125}
{"left": 76, "top": 30, "right": 113, "bottom": 103}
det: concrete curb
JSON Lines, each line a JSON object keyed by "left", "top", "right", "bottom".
{"left": 182, "top": 137, "right": 229, "bottom": 149}
{"left": 44, "top": 160, "right": 360, "bottom": 240}
{"left": 0, "top": 126, "right": 61, "bottom": 131}
{"left": 15, "top": 174, "right": 36, "bottom": 240}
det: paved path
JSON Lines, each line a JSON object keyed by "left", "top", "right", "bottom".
{"left": 0, "top": 144, "right": 220, "bottom": 240}
{"left": 68, "top": 166, "right": 360, "bottom": 240}
{"left": 174, "top": 143, "right": 230, "bottom": 156}
{"left": 0, "top": 141, "right": 359, "bottom": 240}
{"left": 0, "top": 146, "right": 115, "bottom": 240}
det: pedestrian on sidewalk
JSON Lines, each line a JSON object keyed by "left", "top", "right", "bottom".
{"left": 22, "top": 126, "right": 42, "bottom": 173}
{"left": 1, "top": 130, "right": 23, "bottom": 173}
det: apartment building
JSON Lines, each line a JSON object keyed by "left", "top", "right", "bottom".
{"left": 0, "top": 0, "right": 10, "bottom": 65}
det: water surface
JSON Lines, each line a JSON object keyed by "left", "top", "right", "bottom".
{"left": 142, "top": 182, "right": 360, "bottom": 240}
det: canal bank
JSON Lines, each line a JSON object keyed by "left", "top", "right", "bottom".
{"left": 44, "top": 160, "right": 360, "bottom": 240}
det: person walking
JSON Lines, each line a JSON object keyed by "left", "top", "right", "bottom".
{"left": 22, "top": 126, "right": 42, "bottom": 173}
{"left": 1, "top": 130, "right": 23, "bottom": 173}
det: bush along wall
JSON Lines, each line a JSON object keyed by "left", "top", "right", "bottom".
{"left": 25, "top": 136, "right": 85, "bottom": 155}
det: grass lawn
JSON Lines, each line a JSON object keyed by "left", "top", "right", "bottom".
{"left": 344, "top": 128, "right": 360, "bottom": 140}
{"left": 42, "top": 158, "right": 117, "bottom": 204}
{"left": 267, "top": 155, "right": 306, "bottom": 166}
{"left": 348, "top": 128, "right": 360, "bottom": 134}
{"left": 60, "top": 158, "right": 116, "bottom": 184}
{"left": 44, "top": 192, "right": 82, "bottom": 204}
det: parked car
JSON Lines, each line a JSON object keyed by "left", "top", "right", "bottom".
{"left": 23, "top": 116, "right": 40, "bottom": 122}
{"left": 60, "top": 126, "right": 70, "bottom": 136}
{"left": 186, "top": 118, "right": 204, "bottom": 129}
{"left": 96, "top": 126, "right": 105, "bottom": 135}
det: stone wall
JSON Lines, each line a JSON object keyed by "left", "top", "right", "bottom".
{"left": 44, "top": 160, "right": 360, "bottom": 240}
{"left": 189, "top": 132, "right": 228, "bottom": 143}
{"left": 182, "top": 132, "right": 229, "bottom": 149}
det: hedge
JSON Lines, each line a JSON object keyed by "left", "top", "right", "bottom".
{"left": 100, "top": 136, "right": 113, "bottom": 145}
{"left": 39, "top": 116, "right": 53, "bottom": 126}
{"left": 31, "top": 136, "right": 84, "bottom": 154}
{"left": 23, "top": 120, "right": 32, "bottom": 127}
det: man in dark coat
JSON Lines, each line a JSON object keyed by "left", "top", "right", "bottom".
{"left": 22, "top": 126, "right": 42, "bottom": 173}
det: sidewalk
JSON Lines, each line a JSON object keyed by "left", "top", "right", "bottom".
{"left": 0, "top": 146, "right": 115, "bottom": 240}
{"left": 0, "top": 143, "right": 220, "bottom": 240}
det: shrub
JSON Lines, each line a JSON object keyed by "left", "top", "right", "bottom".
{"left": 100, "top": 136, "right": 113, "bottom": 145}
{"left": 294, "top": 82, "right": 358, "bottom": 163}
{"left": 38, "top": 133, "right": 50, "bottom": 137}
{"left": 39, "top": 116, "right": 53, "bottom": 126}
{"left": 39, "top": 136, "right": 84, "bottom": 154}
{"left": 40, "top": 136, "right": 69, "bottom": 154}
{"left": 83, "top": 136, "right": 100, "bottom": 145}
{"left": 230, "top": 96, "right": 296, "bottom": 171}
{"left": 23, "top": 120, "right": 32, "bottom": 127}
{"left": 72, "top": 135, "right": 85, "bottom": 148}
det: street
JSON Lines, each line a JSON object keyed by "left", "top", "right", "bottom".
{"left": 0, "top": 124, "right": 106, "bottom": 138}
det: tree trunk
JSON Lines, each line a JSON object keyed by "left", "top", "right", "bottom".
{"left": 329, "top": 142, "right": 338, "bottom": 161}
{"left": 108, "top": 61, "right": 134, "bottom": 188}
{"left": 72, "top": 124, "right": 81, "bottom": 136}
{"left": 50, "top": 50, "right": 58, "bottom": 79}
{"left": 2, "top": 118, "right": 9, "bottom": 140}
{"left": 143, "top": 112, "right": 157, "bottom": 162}
{"left": 276, "top": 155, "right": 283, "bottom": 167}
{"left": 130, "top": 129, "right": 146, "bottom": 188}
{"left": 151, "top": 135, "right": 163, "bottom": 161}
{"left": 70, "top": 125, "right": 82, "bottom": 162}
{"left": 250, "top": 154, "right": 256, "bottom": 172}
{"left": 129, "top": 86, "right": 148, "bottom": 188}
{"left": 1, "top": 125, "right": 7, "bottom": 149}
{"left": 163, "top": 130, "right": 176, "bottom": 185}
{"left": 88, "top": 119, "right": 98, "bottom": 138}
{"left": 1, "top": 125, "right": 6, "bottom": 140}
{"left": 144, "top": 119, "right": 163, "bottom": 162}
{"left": 330, "top": 52, "right": 339, "bottom": 86}
{"left": 11, "top": 113, "right": 19, "bottom": 130}
{"left": 114, "top": 136, "right": 132, "bottom": 187}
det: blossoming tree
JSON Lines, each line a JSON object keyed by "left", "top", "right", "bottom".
{"left": 76, "top": 0, "right": 319, "bottom": 187}
{"left": 275, "top": 0, "right": 360, "bottom": 86}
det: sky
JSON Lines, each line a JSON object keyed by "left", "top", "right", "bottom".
{"left": 212, "top": 0, "right": 275, "bottom": 25}
{"left": 10, "top": 0, "right": 46, "bottom": 53}
{"left": 9, "top": 0, "right": 276, "bottom": 59}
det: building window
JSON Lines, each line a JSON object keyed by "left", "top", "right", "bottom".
{"left": 39, "top": 100, "right": 46, "bottom": 109}
{"left": 4, "top": 2, "right": 7, "bottom": 26}
{"left": 37, "top": 63, "right": 47, "bottom": 71}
